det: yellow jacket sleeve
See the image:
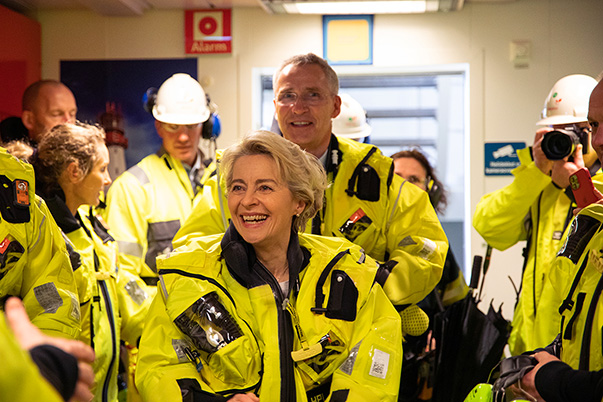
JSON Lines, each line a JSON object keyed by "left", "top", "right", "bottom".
{"left": 173, "top": 175, "right": 228, "bottom": 249}
{"left": 473, "top": 148, "right": 556, "bottom": 250}
{"left": 104, "top": 172, "right": 150, "bottom": 279}
{"left": 18, "top": 198, "right": 81, "bottom": 339}
{"left": 0, "top": 314, "right": 63, "bottom": 402}
{"left": 379, "top": 175, "right": 448, "bottom": 306}
{"left": 329, "top": 282, "right": 402, "bottom": 400}
{"left": 117, "top": 269, "right": 152, "bottom": 346}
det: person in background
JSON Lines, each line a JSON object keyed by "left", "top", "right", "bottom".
{"left": 510, "top": 76, "right": 603, "bottom": 402}
{"left": 103, "top": 74, "right": 213, "bottom": 401}
{"left": 331, "top": 93, "right": 372, "bottom": 142}
{"left": 0, "top": 145, "right": 81, "bottom": 340}
{"left": 6, "top": 122, "right": 151, "bottom": 402}
{"left": 0, "top": 80, "right": 77, "bottom": 145}
{"left": 174, "top": 54, "right": 448, "bottom": 327}
{"left": 472, "top": 74, "right": 600, "bottom": 356}
{"left": 2, "top": 296, "right": 95, "bottom": 402}
{"left": 391, "top": 148, "right": 468, "bottom": 309}
{"left": 104, "top": 73, "right": 213, "bottom": 295}
{"left": 136, "top": 130, "right": 402, "bottom": 401}
{"left": 391, "top": 148, "right": 469, "bottom": 401}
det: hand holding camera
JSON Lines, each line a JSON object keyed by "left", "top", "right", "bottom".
{"left": 533, "top": 126, "right": 590, "bottom": 188}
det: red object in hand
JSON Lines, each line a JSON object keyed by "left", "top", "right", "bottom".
{"left": 569, "top": 168, "right": 602, "bottom": 208}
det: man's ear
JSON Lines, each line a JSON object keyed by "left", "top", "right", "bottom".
{"left": 21, "top": 111, "right": 34, "bottom": 131}
{"left": 331, "top": 95, "right": 342, "bottom": 119}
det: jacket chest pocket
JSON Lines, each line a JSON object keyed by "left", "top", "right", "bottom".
{"left": 146, "top": 220, "right": 181, "bottom": 272}
{"left": 337, "top": 208, "right": 379, "bottom": 248}
{"left": 172, "top": 291, "right": 262, "bottom": 391}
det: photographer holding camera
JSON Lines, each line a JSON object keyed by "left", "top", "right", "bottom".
{"left": 473, "top": 74, "right": 600, "bottom": 357}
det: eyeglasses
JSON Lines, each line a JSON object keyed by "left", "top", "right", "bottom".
{"left": 276, "top": 91, "right": 333, "bottom": 106}
{"left": 406, "top": 175, "right": 427, "bottom": 186}
{"left": 160, "top": 123, "right": 201, "bottom": 133}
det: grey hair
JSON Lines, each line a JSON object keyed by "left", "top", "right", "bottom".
{"left": 221, "top": 130, "right": 328, "bottom": 231}
{"left": 273, "top": 53, "right": 339, "bottom": 96}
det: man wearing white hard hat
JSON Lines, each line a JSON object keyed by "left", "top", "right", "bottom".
{"left": 104, "top": 73, "right": 213, "bottom": 292}
{"left": 332, "top": 93, "right": 372, "bottom": 142}
{"left": 473, "top": 74, "right": 602, "bottom": 356}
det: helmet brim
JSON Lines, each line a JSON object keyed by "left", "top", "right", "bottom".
{"left": 152, "top": 108, "right": 210, "bottom": 125}
{"left": 536, "top": 115, "right": 588, "bottom": 126}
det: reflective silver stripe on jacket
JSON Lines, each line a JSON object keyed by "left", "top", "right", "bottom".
{"left": 127, "top": 165, "right": 150, "bottom": 185}
{"left": 117, "top": 241, "right": 144, "bottom": 258}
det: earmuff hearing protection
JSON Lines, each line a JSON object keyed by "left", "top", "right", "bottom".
{"left": 202, "top": 94, "right": 221, "bottom": 140}
{"left": 427, "top": 178, "right": 434, "bottom": 192}
{"left": 142, "top": 87, "right": 221, "bottom": 140}
{"left": 427, "top": 178, "right": 443, "bottom": 208}
{"left": 142, "top": 87, "right": 158, "bottom": 114}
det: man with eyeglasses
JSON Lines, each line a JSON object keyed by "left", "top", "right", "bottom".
{"left": 175, "top": 54, "right": 448, "bottom": 337}
{"left": 104, "top": 73, "right": 213, "bottom": 294}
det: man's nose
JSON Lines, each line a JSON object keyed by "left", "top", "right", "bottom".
{"left": 63, "top": 113, "right": 75, "bottom": 123}
{"left": 292, "top": 97, "right": 308, "bottom": 113}
{"left": 177, "top": 130, "right": 191, "bottom": 141}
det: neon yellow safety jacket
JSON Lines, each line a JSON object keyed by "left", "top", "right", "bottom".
{"left": 549, "top": 180, "right": 603, "bottom": 371}
{"left": 473, "top": 147, "right": 602, "bottom": 355}
{"left": 174, "top": 135, "right": 448, "bottom": 308}
{"left": 0, "top": 148, "right": 80, "bottom": 339}
{"left": 137, "top": 226, "right": 402, "bottom": 401}
{"left": 44, "top": 194, "right": 122, "bottom": 402}
{"left": 104, "top": 149, "right": 212, "bottom": 290}
{"left": 0, "top": 312, "right": 64, "bottom": 402}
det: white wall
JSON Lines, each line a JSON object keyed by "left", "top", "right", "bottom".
{"left": 37, "top": 0, "right": 603, "bottom": 319}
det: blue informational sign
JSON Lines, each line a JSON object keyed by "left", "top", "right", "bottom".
{"left": 484, "top": 142, "right": 526, "bottom": 176}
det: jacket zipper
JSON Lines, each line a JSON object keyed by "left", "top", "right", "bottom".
{"left": 257, "top": 262, "right": 296, "bottom": 402}
{"left": 99, "top": 280, "right": 118, "bottom": 402}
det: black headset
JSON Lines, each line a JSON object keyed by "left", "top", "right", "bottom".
{"left": 142, "top": 87, "right": 220, "bottom": 140}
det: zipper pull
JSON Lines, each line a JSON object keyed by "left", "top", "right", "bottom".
{"left": 285, "top": 298, "right": 324, "bottom": 362}
{"left": 184, "top": 347, "right": 204, "bottom": 372}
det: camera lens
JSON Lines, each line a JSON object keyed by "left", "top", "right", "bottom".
{"left": 541, "top": 129, "right": 580, "bottom": 160}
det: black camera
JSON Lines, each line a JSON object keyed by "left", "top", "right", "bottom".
{"left": 541, "top": 126, "right": 590, "bottom": 160}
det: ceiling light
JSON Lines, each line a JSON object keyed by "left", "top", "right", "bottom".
{"left": 284, "top": 0, "right": 426, "bottom": 14}
{"left": 259, "top": 0, "right": 462, "bottom": 14}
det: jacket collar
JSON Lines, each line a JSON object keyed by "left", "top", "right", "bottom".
{"left": 43, "top": 189, "right": 81, "bottom": 234}
{"left": 220, "top": 223, "right": 308, "bottom": 291}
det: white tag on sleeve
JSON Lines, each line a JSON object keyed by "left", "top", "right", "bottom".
{"left": 369, "top": 349, "right": 390, "bottom": 379}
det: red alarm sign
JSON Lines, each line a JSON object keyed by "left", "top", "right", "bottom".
{"left": 185, "top": 9, "right": 232, "bottom": 55}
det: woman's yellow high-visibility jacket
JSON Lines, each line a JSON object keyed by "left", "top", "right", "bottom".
{"left": 137, "top": 226, "right": 402, "bottom": 401}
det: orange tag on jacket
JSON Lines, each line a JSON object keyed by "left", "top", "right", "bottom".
{"left": 15, "top": 180, "right": 29, "bottom": 207}
{"left": 0, "top": 237, "right": 10, "bottom": 254}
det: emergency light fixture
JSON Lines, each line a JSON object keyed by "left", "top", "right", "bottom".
{"left": 258, "top": 0, "right": 463, "bottom": 14}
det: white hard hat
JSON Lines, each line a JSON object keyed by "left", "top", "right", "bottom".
{"left": 152, "top": 73, "right": 210, "bottom": 125}
{"left": 332, "top": 94, "right": 372, "bottom": 139}
{"left": 537, "top": 74, "right": 598, "bottom": 126}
